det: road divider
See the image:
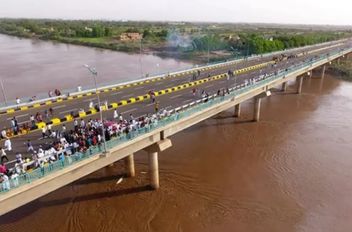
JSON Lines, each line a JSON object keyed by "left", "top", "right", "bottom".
{"left": 1, "top": 60, "right": 274, "bottom": 140}
{"left": 0, "top": 59, "right": 273, "bottom": 116}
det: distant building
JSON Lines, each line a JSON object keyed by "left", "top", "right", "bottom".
{"left": 119, "top": 33, "right": 143, "bottom": 41}
{"left": 84, "top": 27, "right": 93, "bottom": 32}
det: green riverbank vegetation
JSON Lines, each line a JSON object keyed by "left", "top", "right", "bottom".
{"left": 1, "top": 19, "right": 351, "bottom": 62}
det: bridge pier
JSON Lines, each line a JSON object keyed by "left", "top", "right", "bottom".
{"left": 124, "top": 154, "right": 135, "bottom": 177}
{"left": 253, "top": 98, "right": 261, "bottom": 122}
{"left": 321, "top": 65, "right": 326, "bottom": 79}
{"left": 148, "top": 152, "right": 159, "bottom": 189}
{"left": 337, "top": 58, "right": 341, "bottom": 65}
{"left": 144, "top": 138, "right": 172, "bottom": 190}
{"left": 296, "top": 76, "right": 303, "bottom": 94}
{"left": 234, "top": 104, "right": 241, "bottom": 117}
{"left": 281, "top": 82, "right": 288, "bottom": 92}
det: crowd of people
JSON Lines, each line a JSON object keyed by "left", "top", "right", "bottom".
{"left": 0, "top": 108, "right": 173, "bottom": 192}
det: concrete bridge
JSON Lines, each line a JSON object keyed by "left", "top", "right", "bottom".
{"left": 0, "top": 39, "right": 351, "bottom": 216}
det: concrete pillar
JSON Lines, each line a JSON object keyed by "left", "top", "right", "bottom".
{"left": 337, "top": 58, "right": 340, "bottom": 65}
{"left": 124, "top": 154, "right": 135, "bottom": 177}
{"left": 281, "top": 82, "right": 288, "bottom": 92}
{"left": 253, "top": 98, "right": 261, "bottom": 122}
{"left": 148, "top": 152, "right": 159, "bottom": 189}
{"left": 297, "top": 76, "right": 303, "bottom": 94}
{"left": 309, "top": 71, "right": 313, "bottom": 78}
{"left": 234, "top": 104, "right": 241, "bottom": 117}
{"left": 321, "top": 65, "right": 326, "bottom": 79}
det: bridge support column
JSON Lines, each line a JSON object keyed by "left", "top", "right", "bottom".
{"left": 253, "top": 98, "right": 261, "bottom": 122}
{"left": 234, "top": 104, "right": 241, "bottom": 117}
{"left": 143, "top": 138, "right": 172, "bottom": 190}
{"left": 337, "top": 58, "right": 341, "bottom": 65}
{"left": 124, "top": 154, "right": 135, "bottom": 177}
{"left": 148, "top": 152, "right": 159, "bottom": 189}
{"left": 297, "top": 76, "right": 303, "bottom": 94}
{"left": 281, "top": 82, "right": 288, "bottom": 92}
{"left": 321, "top": 65, "right": 326, "bottom": 79}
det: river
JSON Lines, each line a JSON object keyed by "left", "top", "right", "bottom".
{"left": 0, "top": 34, "right": 193, "bottom": 101}
{"left": 1, "top": 35, "right": 352, "bottom": 232}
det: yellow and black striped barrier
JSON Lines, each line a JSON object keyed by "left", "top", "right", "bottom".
{"left": 0, "top": 59, "right": 272, "bottom": 116}
{"left": 1, "top": 59, "right": 273, "bottom": 141}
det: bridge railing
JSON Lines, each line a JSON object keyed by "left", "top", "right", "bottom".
{"left": 0, "top": 47, "right": 350, "bottom": 194}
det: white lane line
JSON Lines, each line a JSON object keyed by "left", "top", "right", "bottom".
{"left": 145, "top": 103, "right": 154, "bottom": 107}
{"left": 121, "top": 94, "right": 134, "bottom": 98}
{"left": 135, "top": 86, "right": 145, "bottom": 90}
{"left": 165, "top": 84, "right": 175, "bottom": 88}
{"left": 204, "top": 84, "right": 215, "bottom": 89}
{"left": 111, "top": 92, "right": 122, "bottom": 96}
{"left": 183, "top": 99, "right": 193, "bottom": 104}
{"left": 60, "top": 108, "right": 78, "bottom": 115}
{"left": 7, "top": 113, "right": 29, "bottom": 120}
{"left": 170, "top": 94, "right": 182, "bottom": 99}
{"left": 121, "top": 108, "right": 137, "bottom": 114}
{"left": 52, "top": 105, "right": 67, "bottom": 109}
{"left": 83, "top": 98, "right": 95, "bottom": 102}
{"left": 155, "top": 82, "right": 163, "bottom": 85}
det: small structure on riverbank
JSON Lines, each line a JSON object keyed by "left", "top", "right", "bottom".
{"left": 118, "top": 33, "right": 143, "bottom": 41}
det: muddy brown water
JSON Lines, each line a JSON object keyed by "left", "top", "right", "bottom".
{"left": 0, "top": 34, "right": 192, "bottom": 101}
{"left": 1, "top": 34, "right": 352, "bottom": 231}
{"left": 1, "top": 74, "right": 352, "bottom": 232}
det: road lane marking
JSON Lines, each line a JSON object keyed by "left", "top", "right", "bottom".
{"left": 52, "top": 105, "right": 67, "bottom": 109}
{"left": 83, "top": 98, "right": 95, "bottom": 102}
{"left": 111, "top": 92, "right": 122, "bottom": 96}
{"left": 121, "top": 108, "right": 137, "bottom": 115}
{"left": 135, "top": 86, "right": 145, "bottom": 90}
{"left": 7, "top": 113, "right": 29, "bottom": 120}
{"left": 170, "top": 94, "right": 182, "bottom": 99}
{"left": 60, "top": 108, "right": 78, "bottom": 115}
{"left": 204, "top": 84, "right": 215, "bottom": 89}
{"left": 121, "top": 94, "right": 134, "bottom": 98}
{"left": 183, "top": 99, "right": 194, "bottom": 104}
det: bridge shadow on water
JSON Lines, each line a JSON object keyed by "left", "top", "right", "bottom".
{"left": 0, "top": 185, "right": 152, "bottom": 224}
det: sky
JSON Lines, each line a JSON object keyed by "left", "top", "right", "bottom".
{"left": 0, "top": 0, "right": 351, "bottom": 25}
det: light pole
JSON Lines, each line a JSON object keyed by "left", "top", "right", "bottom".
{"left": 139, "top": 38, "right": 143, "bottom": 78}
{"left": 0, "top": 79, "right": 7, "bottom": 106}
{"left": 83, "top": 64, "right": 107, "bottom": 153}
{"left": 207, "top": 34, "right": 210, "bottom": 64}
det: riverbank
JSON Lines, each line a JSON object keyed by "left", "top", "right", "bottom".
{"left": 1, "top": 19, "right": 350, "bottom": 64}
{"left": 0, "top": 31, "right": 232, "bottom": 64}
{"left": 329, "top": 59, "right": 352, "bottom": 81}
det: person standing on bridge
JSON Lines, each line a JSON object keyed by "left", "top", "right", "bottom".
{"left": 0, "top": 147, "right": 8, "bottom": 163}
{"left": 29, "top": 115, "right": 35, "bottom": 128}
{"left": 16, "top": 97, "right": 21, "bottom": 105}
{"left": 154, "top": 101, "right": 159, "bottom": 113}
{"left": 4, "top": 138, "right": 12, "bottom": 154}
{"left": 89, "top": 101, "right": 94, "bottom": 109}
{"left": 1, "top": 128, "right": 7, "bottom": 139}
{"left": 113, "top": 110, "right": 119, "bottom": 120}
{"left": 49, "top": 108, "right": 54, "bottom": 116}
{"left": 41, "top": 126, "right": 47, "bottom": 139}
{"left": 26, "top": 140, "right": 34, "bottom": 153}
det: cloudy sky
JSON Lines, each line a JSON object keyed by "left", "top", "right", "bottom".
{"left": 0, "top": 0, "right": 351, "bottom": 25}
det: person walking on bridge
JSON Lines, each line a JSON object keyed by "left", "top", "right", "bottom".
{"left": 89, "top": 101, "right": 94, "bottom": 109}
{"left": 4, "top": 138, "right": 12, "bottom": 153}
{"left": 0, "top": 147, "right": 8, "bottom": 163}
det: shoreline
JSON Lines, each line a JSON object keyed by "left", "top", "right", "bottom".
{"left": 0, "top": 32, "right": 232, "bottom": 64}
